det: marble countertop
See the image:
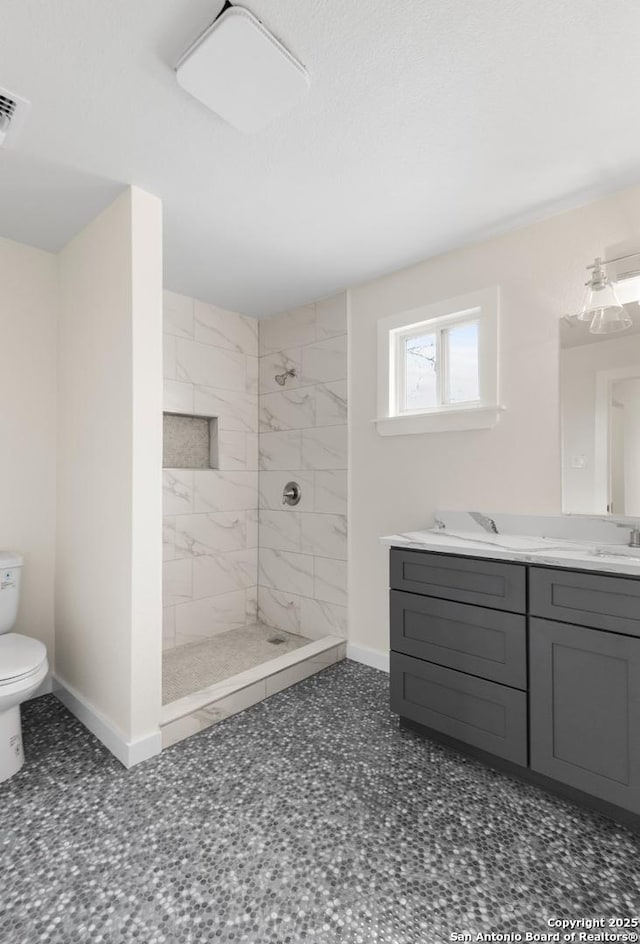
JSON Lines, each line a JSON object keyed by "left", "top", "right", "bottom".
{"left": 380, "top": 528, "right": 640, "bottom": 576}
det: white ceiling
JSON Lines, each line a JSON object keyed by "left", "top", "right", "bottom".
{"left": 2, "top": 0, "right": 640, "bottom": 317}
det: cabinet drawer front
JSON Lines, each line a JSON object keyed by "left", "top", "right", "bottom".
{"left": 530, "top": 567, "right": 640, "bottom": 637}
{"left": 529, "top": 618, "right": 640, "bottom": 814}
{"left": 390, "top": 652, "right": 527, "bottom": 765}
{"left": 391, "top": 591, "right": 527, "bottom": 689}
{"left": 390, "top": 549, "right": 526, "bottom": 613}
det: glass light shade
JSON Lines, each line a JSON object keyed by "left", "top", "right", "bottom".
{"left": 578, "top": 275, "right": 625, "bottom": 322}
{"left": 589, "top": 306, "right": 633, "bottom": 334}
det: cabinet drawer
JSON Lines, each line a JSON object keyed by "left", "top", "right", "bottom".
{"left": 530, "top": 618, "right": 640, "bottom": 814}
{"left": 391, "top": 591, "right": 527, "bottom": 689}
{"left": 390, "top": 549, "right": 526, "bottom": 613}
{"left": 530, "top": 567, "right": 640, "bottom": 637}
{"left": 390, "top": 652, "right": 527, "bottom": 765}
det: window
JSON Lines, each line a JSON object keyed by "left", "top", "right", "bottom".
{"left": 376, "top": 287, "right": 502, "bottom": 435}
{"left": 396, "top": 318, "right": 480, "bottom": 414}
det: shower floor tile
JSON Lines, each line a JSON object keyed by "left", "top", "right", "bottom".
{"left": 162, "top": 623, "right": 311, "bottom": 704}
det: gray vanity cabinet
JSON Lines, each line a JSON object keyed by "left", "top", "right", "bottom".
{"left": 529, "top": 617, "right": 640, "bottom": 814}
{"left": 390, "top": 547, "right": 640, "bottom": 825}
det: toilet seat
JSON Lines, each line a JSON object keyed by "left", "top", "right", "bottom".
{"left": 0, "top": 633, "right": 47, "bottom": 686}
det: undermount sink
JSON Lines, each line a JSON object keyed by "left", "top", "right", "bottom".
{"left": 589, "top": 545, "right": 640, "bottom": 561}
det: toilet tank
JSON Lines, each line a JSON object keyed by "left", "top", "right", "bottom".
{"left": 0, "top": 553, "right": 23, "bottom": 635}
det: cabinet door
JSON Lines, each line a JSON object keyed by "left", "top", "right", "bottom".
{"left": 530, "top": 618, "right": 640, "bottom": 814}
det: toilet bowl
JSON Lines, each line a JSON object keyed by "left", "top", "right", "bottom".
{"left": 0, "top": 553, "right": 49, "bottom": 782}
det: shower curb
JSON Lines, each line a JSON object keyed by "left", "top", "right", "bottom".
{"left": 160, "top": 634, "right": 345, "bottom": 749}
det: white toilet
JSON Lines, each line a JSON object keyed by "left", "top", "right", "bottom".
{"left": 0, "top": 552, "right": 48, "bottom": 782}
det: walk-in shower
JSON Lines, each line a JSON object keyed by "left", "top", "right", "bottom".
{"left": 160, "top": 289, "right": 348, "bottom": 748}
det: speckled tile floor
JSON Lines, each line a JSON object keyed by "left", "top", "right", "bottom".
{"left": 2, "top": 661, "right": 640, "bottom": 944}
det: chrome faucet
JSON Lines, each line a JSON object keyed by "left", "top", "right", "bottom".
{"left": 613, "top": 520, "right": 640, "bottom": 546}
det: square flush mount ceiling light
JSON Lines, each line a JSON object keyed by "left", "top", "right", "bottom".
{"left": 176, "top": 5, "right": 310, "bottom": 133}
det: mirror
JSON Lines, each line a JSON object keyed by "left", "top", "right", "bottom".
{"left": 561, "top": 308, "right": 640, "bottom": 515}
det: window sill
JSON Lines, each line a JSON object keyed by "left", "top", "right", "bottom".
{"left": 374, "top": 404, "right": 505, "bottom": 436}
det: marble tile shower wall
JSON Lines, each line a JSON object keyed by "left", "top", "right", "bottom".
{"left": 162, "top": 290, "right": 259, "bottom": 650}
{"left": 258, "top": 296, "right": 348, "bottom": 641}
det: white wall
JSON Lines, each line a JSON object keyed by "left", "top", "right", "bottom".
{"left": 0, "top": 238, "right": 57, "bottom": 659}
{"left": 257, "top": 296, "right": 348, "bottom": 641}
{"left": 349, "top": 184, "right": 640, "bottom": 658}
{"left": 162, "top": 290, "right": 259, "bottom": 650}
{"left": 56, "top": 187, "right": 163, "bottom": 756}
{"left": 129, "top": 190, "right": 164, "bottom": 741}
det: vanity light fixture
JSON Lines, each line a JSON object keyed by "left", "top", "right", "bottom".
{"left": 569, "top": 252, "right": 640, "bottom": 335}
{"left": 578, "top": 257, "right": 631, "bottom": 335}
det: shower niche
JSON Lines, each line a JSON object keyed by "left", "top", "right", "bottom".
{"left": 162, "top": 412, "right": 218, "bottom": 469}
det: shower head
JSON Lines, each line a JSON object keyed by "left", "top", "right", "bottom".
{"left": 275, "top": 368, "right": 296, "bottom": 386}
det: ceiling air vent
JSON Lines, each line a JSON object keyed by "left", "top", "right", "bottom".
{"left": 0, "top": 87, "right": 30, "bottom": 148}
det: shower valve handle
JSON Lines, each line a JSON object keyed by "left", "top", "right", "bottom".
{"left": 282, "top": 482, "right": 301, "bottom": 506}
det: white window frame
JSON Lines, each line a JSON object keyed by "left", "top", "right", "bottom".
{"left": 376, "top": 287, "right": 503, "bottom": 436}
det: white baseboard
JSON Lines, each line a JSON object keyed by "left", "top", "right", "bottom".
{"left": 53, "top": 674, "right": 161, "bottom": 769}
{"left": 346, "top": 643, "right": 389, "bottom": 673}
